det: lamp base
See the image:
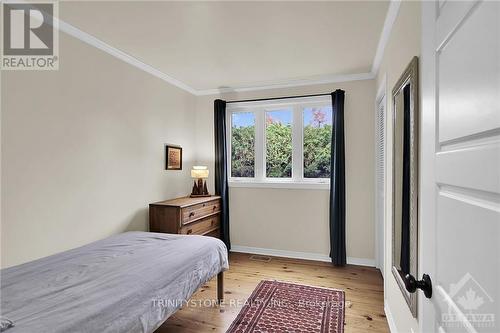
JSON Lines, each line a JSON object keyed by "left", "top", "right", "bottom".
{"left": 190, "top": 178, "right": 210, "bottom": 197}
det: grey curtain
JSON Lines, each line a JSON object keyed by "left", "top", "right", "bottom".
{"left": 214, "top": 99, "right": 231, "bottom": 250}
{"left": 329, "top": 90, "right": 346, "bottom": 266}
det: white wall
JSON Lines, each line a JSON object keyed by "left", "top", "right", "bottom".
{"left": 375, "top": 1, "right": 421, "bottom": 332}
{"left": 195, "top": 79, "right": 376, "bottom": 263}
{"left": 1, "top": 32, "right": 197, "bottom": 268}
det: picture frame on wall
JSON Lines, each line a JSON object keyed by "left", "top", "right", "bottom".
{"left": 165, "top": 145, "right": 182, "bottom": 170}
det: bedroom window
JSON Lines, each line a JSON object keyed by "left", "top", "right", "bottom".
{"left": 227, "top": 96, "right": 332, "bottom": 189}
{"left": 303, "top": 106, "right": 333, "bottom": 179}
{"left": 266, "top": 109, "right": 293, "bottom": 178}
{"left": 231, "top": 112, "right": 255, "bottom": 177}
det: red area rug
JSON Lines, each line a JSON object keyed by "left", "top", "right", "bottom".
{"left": 226, "top": 280, "right": 345, "bottom": 333}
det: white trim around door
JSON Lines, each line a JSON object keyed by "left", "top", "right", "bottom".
{"left": 375, "top": 74, "right": 387, "bottom": 278}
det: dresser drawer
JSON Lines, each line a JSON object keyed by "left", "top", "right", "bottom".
{"left": 180, "top": 215, "right": 220, "bottom": 235}
{"left": 181, "top": 199, "right": 220, "bottom": 225}
{"left": 149, "top": 196, "right": 221, "bottom": 239}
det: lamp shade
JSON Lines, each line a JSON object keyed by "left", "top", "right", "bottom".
{"left": 191, "top": 166, "right": 209, "bottom": 179}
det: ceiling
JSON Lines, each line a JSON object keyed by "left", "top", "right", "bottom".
{"left": 60, "top": 1, "right": 390, "bottom": 92}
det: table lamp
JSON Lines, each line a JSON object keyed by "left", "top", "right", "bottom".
{"left": 190, "top": 166, "right": 210, "bottom": 197}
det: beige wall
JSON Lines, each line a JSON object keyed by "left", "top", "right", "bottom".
{"left": 195, "top": 79, "right": 376, "bottom": 261}
{"left": 1, "top": 32, "right": 197, "bottom": 268}
{"left": 376, "top": 1, "right": 421, "bottom": 332}
{"left": 0, "top": 4, "right": 416, "bottom": 275}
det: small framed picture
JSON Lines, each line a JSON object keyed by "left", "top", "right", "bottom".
{"left": 165, "top": 145, "right": 182, "bottom": 170}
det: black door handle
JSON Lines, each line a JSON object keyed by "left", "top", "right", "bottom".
{"left": 404, "top": 273, "right": 432, "bottom": 298}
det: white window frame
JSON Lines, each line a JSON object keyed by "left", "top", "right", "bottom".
{"left": 227, "top": 95, "right": 332, "bottom": 190}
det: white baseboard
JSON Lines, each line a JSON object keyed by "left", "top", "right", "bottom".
{"left": 384, "top": 302, "right": 397, "bottom": 333}
{"left": 231, "top": 245, "right": 375, "bottom": 267}
{"left": 345, "top": 256, "right": 376, "bottom": 267}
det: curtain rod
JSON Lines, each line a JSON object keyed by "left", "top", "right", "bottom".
{"left": 225, "top": 92, "right": 332, "bottom": 104}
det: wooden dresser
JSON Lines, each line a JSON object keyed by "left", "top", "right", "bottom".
{"left": 149, "top": 196, "right": 221, "bottom": 238}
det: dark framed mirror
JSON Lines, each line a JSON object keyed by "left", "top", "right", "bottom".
{"left": 392, "top": 56, "right": 419, "bottom": 317}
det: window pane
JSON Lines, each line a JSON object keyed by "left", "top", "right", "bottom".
{"left": 231, "top": 112, "right": 255, "bottom": 177}
{"left": 303, "top": 106, "right": 333, "bottom": 178}
{"left": 266, "top": 109, "right": 292, "bottom": 178}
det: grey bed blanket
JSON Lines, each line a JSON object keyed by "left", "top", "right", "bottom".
{"left": 0, "top": 231, "right": 229, "bottom": 333}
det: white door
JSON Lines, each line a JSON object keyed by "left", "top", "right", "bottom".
{"left": 420, "top": 1, "right": 500, "bottom": 332}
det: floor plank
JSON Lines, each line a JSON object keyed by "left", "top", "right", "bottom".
{"left": 156, "top": 252, "right": 389, "bottom": 333}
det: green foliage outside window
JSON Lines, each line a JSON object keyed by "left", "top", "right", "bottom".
{"left": 266, "top": 123, "right": 293, "bottom": 178}
{"left": 231, "top": 123, "right": 332, "bottom": 179}
{"left": 231, "top": 125, "right": 255, "bottom": 177}
{"left": 303, "top": 124, "right": 332, "bottom": 178}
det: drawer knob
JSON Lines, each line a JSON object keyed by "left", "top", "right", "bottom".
{"left": 189, "top": 212, "right": 195, "bottom": 217}
{"left": 211, "top": 220, "right": 214, "bottom": 226}
{"left": 213, "top": 206, "right": 217, "bottom": 211}
{"left": 187, "top": 229, "right": 192, "bottom": 234}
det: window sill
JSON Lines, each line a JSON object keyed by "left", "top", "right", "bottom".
{"left": 228, "top": 180, "right": 330, "bottom": 190}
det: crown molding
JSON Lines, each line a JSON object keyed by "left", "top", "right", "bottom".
{"left": 195, "top": 72, "right": 375, "bottom": 96}
{"left": 371, "top": 0, "right": 401, "bottom": 75}
{"left": 53, "top": 17, "right": 198, "bottom": 95}
{"left": 47, "top": 2, "right": 396, "bottom": 95}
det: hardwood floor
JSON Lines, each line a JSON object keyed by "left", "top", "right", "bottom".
{"left": 157, "top": 252, "right": 389, "bottom": 333}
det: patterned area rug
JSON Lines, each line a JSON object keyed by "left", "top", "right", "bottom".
{"left": 227, "top": 280, "right": 345, "bottom": 333}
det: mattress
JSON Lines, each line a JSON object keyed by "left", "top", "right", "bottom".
{"left": 0, "top": 231, "right": 229, "bottom": 333}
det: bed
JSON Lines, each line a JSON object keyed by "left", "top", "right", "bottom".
{"left": 0, "top": 231, "right": 229, "bottom": 333}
